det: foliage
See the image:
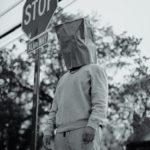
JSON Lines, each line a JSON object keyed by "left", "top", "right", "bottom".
{"left": 0, "top": 11, "right": 150, "bottom": 150}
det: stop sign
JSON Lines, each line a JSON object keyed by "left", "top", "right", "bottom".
{"left": 22, "top": 0, "right": 57, "bottom": 39}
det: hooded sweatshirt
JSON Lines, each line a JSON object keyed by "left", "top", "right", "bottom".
{"left": 44, "top": 64, "right": 108, "bottom": 135}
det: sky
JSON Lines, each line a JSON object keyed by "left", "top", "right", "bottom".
{"left": 0, "top": 0, "right": 150, "bottom": 57}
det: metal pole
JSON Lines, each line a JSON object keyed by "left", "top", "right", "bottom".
{"left": 31, "top": 48, "right": 41, "bottom": 150}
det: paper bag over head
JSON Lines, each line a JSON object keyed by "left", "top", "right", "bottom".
{"left": 55, "top": 18, "right": 97, "bottom": 70}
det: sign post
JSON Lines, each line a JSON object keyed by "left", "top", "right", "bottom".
{"left": 22, "top": 0, "right": 57, "bottom": 150}
{"left": 31, "top": 48, "right": 41, "bottom": 150}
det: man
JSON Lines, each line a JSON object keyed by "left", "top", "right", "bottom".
{"left": 43, "top": 18, "right": 108, "bottom": 150}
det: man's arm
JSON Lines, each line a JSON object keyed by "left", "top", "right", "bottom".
{"left": 44, "top": 97, "right": 58, "bottom": 136}
{"left": 82, "top": 65, "right": 108, "bottom": 143}
{"left": 43, "top": 93, "right": 58, "bottom": 146}
{"left": 87, "top": 65, "right": 108, "bottom": 130}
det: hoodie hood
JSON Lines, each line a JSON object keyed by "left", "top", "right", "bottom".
{"left": 55, "top": 18, "right": 97, "bottom": 70}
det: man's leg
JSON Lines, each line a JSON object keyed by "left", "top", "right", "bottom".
{"left": 68, "top": 127, "right": 102, "bottom": 150}
{"left": 54, "top": 132, "right": 70, "bottom": 150}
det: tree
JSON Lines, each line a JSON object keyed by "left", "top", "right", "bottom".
{"left": 88, "top": 14, "right": 150, "bottom": 150}
{"left": 0, "top": 11, "right": 150, "bottom": 150}
{"left": 0, "top": 10, "right": 74, "bottom": 150}
{"left": 0, "top": 48, "right": 32, "bottom": 150}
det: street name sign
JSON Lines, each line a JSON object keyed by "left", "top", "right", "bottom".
{"left": 27, "top": 32, "right": 48, "bottom": 53}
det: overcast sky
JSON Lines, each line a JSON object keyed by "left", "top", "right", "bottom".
{"left": 0, "top": 0, "right": 150, "bottom": 57}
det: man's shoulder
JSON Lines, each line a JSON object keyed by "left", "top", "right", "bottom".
{"left": 57, "top": 72, "right": 69, "bottom": 85}
{"left": 85, "top": 64, "right": 105, "bottom": 73}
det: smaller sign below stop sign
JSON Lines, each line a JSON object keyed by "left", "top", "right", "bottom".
{"left": 27, "top": 31, "right": 48, "bottom": 53}
{"left": 22, "top": 0, "right": 57, "bottom": 39}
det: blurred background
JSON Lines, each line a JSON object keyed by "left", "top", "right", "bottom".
{"left": 0, "top": 0, "right": 150, "bottom": 150}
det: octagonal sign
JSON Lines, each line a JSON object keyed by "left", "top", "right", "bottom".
{"left": 22, "top": 0, "right": 57, "bottom": 39}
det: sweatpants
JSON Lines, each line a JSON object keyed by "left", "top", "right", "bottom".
{"left": 54, "top": 127, "right": 101, "bottom": 150}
